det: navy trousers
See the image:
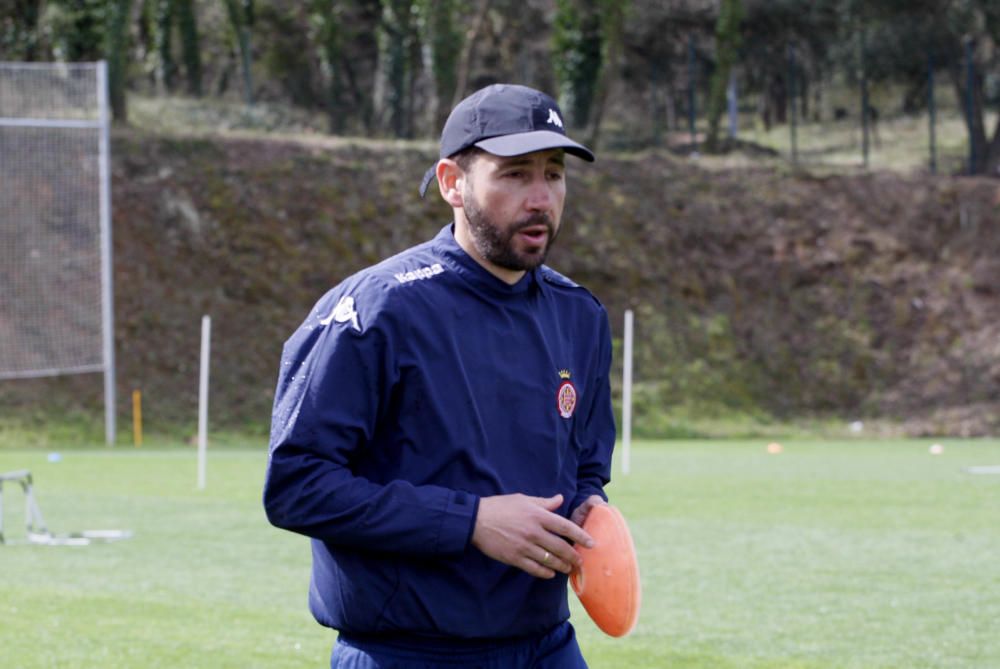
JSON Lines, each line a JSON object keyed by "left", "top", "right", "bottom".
{"left": 330, "top": 622, "right": 589, "bottom": 669}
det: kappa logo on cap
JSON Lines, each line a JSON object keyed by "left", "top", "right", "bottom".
{"left": 320, "top": 295, "right": 361, "bottom": 332}
{"left": 419, "top": 84, "right": 594, "bottom": 198}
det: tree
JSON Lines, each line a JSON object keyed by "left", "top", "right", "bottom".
{"left": 259, "top": 5, "right": 319, "bottom": 107}
{"left": 938, "top": 3, "right": 999, "bottom": 175}
{"left": 417, "top": 0, "right": 462, "bottom": 133}
{"left": 845, "top": 0, "right": 1000, "bottom": 174}
{"left": 741, "top": 0, "right": 840, "bottom": 130}
{"left": 174, "top": 0, "right": 202, "bottom": 96}
{"left": 224, "top": 0, "right": 255, "bottom": 105}
{"left": 374, "top": 0, "right": 418, "bottom": 137}
{"left": 552, "top": 0, "right": 604, "bottom": 129}
{"left": 0, "top": 0, "right": 44, "bottom": 60}
{"left": 585, "top": 0, "right": 628, "bottom": 148}
{"left": 105, "top": 0, "right": 132, "bottom": 120}
{"left": 41, "top": 0, "right": 106, "bottom": 61}
{"left": 706, "top": 0, "right": 743, "bottom": 150}
{"left": 450, "top": 0, "right": 490, "bottom": 107}
{"left": 153, "top": 0, "right": 176, "bottom": 92}
{"left": 310, "top": 0, "right": 345, "bottom": 133}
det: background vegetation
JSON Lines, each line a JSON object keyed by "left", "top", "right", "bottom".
{"left": 2, "top": 2, "right": 1000, "bottom": 439}
{"left": 2, "top": 126, "right": 998, "bottom": 442}
{"left": 3, "top": 0, "right": 1000, "bottom": 173}
{"left": 3, "top": 9, "right": 1000, "bottom": 662}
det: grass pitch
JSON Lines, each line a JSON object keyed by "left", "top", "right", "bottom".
{"left": 1, "top": 438, "right": 998, "bottom": 668}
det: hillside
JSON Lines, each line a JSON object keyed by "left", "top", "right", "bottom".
{"left": 4, "top": 129, "right": 1000, "bottom": 438}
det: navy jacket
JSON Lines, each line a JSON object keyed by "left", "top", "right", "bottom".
{"left": 263, "top": 224, "right": 615, "bottom": 642}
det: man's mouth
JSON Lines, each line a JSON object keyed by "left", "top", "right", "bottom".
{"left": 518, "top": 225, "right": 549, "bottom": 243}
{"left": 513, "top": 218, "right": 552, "bottom": 248}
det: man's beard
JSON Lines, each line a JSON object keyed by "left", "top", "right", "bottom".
{"left": 463, "top": 188, "right": 558, "bottom": 272}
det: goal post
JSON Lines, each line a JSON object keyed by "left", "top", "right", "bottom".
{"left": 0, "top": 61, "right": 116, "bottom": 445}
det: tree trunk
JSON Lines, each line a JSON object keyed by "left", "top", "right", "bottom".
{"left": 706, "top": 0, "right": 743, "bottom": 151}
{"left": 406, "top": 15, "right": 421, "bottom": 139}
{"left": 986, "top": 111, "right": 1000, "bottom": 176}
{"left": 106, "top": 0, "right": 134, "bottom": 122}
{"left": 154, "top": 0, "right": 176, "bottom": 93}
{"left": 553, "top": 0, "right": 603, "bottom": 129}
{"left": 949, "top": 59, "right": 989, "bottom": 174}
{"left": 224, "top": 0, "right": 255, "bottom": 105}
{"left": 174, "top": 0, "right": 202, "bottom": 96}
{"left": 586, "top": 1, "right": 627, "bottom": 150}
{"left": 237, "top": 29, "right": 254, "bottom": 105}
{"left": 422, "top": 0, "right": 462, "bottom": 134}
{"left": 451, "top": 0, "right": 492, "bottom": 108}
{"left": 375, "top": 0, "right": 414, "bottom": 137}
{"left": 341, "top": 56, "right": 373, "bottom": 134}
{"left": 799, "top": 71, "right": 809, "bottom": 119}
{"left": 311, "top": 0, "right": 343, "bottom": 134}
{"left": 766, "top": 74, "right": 787, "bottom": 126}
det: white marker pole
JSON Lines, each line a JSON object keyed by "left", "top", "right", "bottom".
{"left": 197, "top": 315, "right": 211, "bottom": 490}
{"left": 97, "top": 61, "right": 117, "bottom": 447}
{"left": 622, "top": 309, "right": 634, "bottom": 475}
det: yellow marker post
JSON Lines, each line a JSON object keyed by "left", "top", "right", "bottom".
{"left": 132, "top": 389, "right": 143, "bottom": 448}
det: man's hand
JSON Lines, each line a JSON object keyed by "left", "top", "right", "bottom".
{"left": 471, "top": 493, "right": 595, "bottom": 579}
{"left": 570, "top": 494, "right": 607, "bottom": 529}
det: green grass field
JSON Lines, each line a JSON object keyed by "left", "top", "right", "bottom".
{"left": 1, "top": 439, "right": 998, "bottom": 668}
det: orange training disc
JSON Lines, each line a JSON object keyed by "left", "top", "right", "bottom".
{"left": 570, "top": 504, "right": 641, "bottom": 637}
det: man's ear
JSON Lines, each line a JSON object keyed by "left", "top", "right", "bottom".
{"left": 437, "top": 158, "right": 465, "bottom": 208}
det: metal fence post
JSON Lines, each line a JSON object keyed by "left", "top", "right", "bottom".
{"left": 788, "top": 42, "right": 798, "bottom": 165}
{"left": 860, "top": 28, "right": 870, "bottom": 169}
{"left": 727, "top": 71, "right": 738, "bottom": 140}
{"left": 97, "top": 60, "right": 117, "bottom": 446}
{"left": 928, "top": 50, "right": 937, "bottom": 175}
{"left": 965, "top": 36, "right": 976, "bottom": 175}
{"left": 688, "top": 36, "right": 697, "bottom": 152}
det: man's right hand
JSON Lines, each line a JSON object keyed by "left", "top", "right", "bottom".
{"left": 470, "top": 493, "right": 595, "bottom": 579}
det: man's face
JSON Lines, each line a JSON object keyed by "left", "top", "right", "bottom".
{"left": 460, "top": 149, "right": 567, "bottom": 273}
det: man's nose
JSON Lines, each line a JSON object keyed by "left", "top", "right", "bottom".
{"left": 525, "top": 175, "right": 553, "bottom": 211}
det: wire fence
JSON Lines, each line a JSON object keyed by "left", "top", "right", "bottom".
{"left": 607, "top": 39, "right": 994, "bottom": 178}
{"left": 0, "top": 61, "right": 116, "bottom": 443}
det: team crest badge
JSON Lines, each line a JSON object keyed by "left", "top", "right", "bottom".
{"left": 557, "top": 370, "right": 577, "bottom": 419}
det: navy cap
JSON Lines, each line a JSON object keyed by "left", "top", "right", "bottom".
{"left": 419, "top": 84, "right": 595, "bottom": 197}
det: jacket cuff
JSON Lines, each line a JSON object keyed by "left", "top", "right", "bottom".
{"left": 435, "top": 489, "right": 480, "bottom": 556}
{"left": 571, "top": 487, "right": 608, "bottom": 517}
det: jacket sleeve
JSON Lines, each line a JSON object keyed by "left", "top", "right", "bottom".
{"left": 263, "top": 283, "right": 478, "bottom": 557}
{"left": 571, "top": 308, "right": 615, "bottom": 513}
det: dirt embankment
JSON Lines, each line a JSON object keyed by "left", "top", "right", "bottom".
{"left": 8, "top": 129, "right": 1000, "bottom": 436}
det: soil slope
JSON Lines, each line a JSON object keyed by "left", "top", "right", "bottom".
{"left": 7, "top": 129, "right": 1000, "bottom": 437}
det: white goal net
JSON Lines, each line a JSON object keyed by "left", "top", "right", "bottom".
{"left": 0, "top": 62, "right": 116, "bottom": 443}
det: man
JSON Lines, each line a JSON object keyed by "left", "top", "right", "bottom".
{"left": 264, "top": 83, "right": 616, "bottom": 668}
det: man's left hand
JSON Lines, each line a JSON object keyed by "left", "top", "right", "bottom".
{"left": 570, "top": 495, "right": 607, "bottom": 528}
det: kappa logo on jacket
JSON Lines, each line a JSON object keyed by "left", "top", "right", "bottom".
{"left": 320, "top": 295, "right": 361, "bottom": 331}
{"left": 394, "top": 263, "right": 445, "bottom": 284}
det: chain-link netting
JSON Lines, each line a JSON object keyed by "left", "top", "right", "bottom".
{"left": 0, "top": 63, "right": 107, "bottom": 379}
